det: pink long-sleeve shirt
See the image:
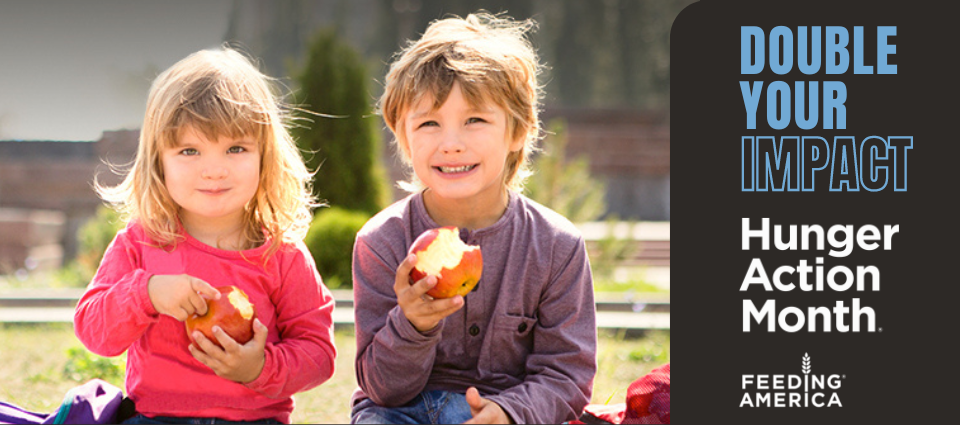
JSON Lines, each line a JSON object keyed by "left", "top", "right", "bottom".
{"left": 74, "top": 222, "right": 336, "bottom": 423}
{"left": 352, "top": 191, "right": 598, "bottom": 424}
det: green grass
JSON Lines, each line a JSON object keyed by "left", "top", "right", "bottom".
{"left": 0, "top": 323, "right": 668, "bottom": 423}
{"left": 593, "top": 278, "right": 666, "bottom": 294}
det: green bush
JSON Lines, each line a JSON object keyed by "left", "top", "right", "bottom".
{"left": 77, "top": 206, "right": 123, "bottom": 268}
{"left": 62, "top": 346, "right": 125, "bottom": 383}
{"left": 304, "top": 207, "right": 370, "bottom": 289}
{"left": 57, "top": 205, "right": 124, "bottom": 287}
{"left": 590, "top": 218, "right": 638, "bottom": 282}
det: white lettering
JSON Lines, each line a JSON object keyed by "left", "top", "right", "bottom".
{"left": 743, "top": 217, "right": 770, "bottom": 250}
{"left": 829, "top": 392, "right": 842, "bottom": 407}
{"left": 742, "top": 374, "right": 755, "bottom": 389}
{"left": 744, "top": 299, "right": 776, "bottom": 331}
{"left": 741, "top": 258, "right": 880, "bottom": 293}
{"left": 741, "top": 217, "right": 898, "bottom": 257}
{"left": 740, "top": 392, "right": 755, "bottom": 407}
{"left": 812, "top": 392, "right": 825, "bottom": 407}
{"left": 741, "top": 258, "right": 774, "bottom": 291}
{"left": 743, "top": 299, "right": 877, "bottom": 332}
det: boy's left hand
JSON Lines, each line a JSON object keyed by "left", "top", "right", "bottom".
{"left": 463, "top": 387, "right": 512, "bottom": 424}
{"left": 189, "top": 318, "right": 269, "bottom": 383}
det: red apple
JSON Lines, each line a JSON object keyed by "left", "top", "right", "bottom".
{"left": 408, "top": 226, "right": 483, "bottom": 299}
{"left": 185, "top": 285, "right": 257, "bottom": 348}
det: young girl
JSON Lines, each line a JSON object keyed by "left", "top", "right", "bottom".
{"left": 74, "top": 47, "right": 336, "bottom": 424}
{"left": 351, "top": 13, "right": 597, "bottom": 424}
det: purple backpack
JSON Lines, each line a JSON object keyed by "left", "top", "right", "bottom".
{"left": 1, "top": 379, "right": 129, "bottom": 424}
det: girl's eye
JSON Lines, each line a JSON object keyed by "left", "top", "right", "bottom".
{"left": 227, "top": 146, "right": 246, "bottom": 154}
{"left": 179, "top": 148, "right": 198, "bottom": 156}
{"left": 418, "top": 121, "right": 439, "bottom": 129}
{"left": 466, "top": 117, "right": 486, "bottom": 124}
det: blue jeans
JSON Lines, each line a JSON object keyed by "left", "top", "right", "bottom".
{"left": 122, "top": 414, "right": 282, "bottom": 424}
{"left": 351, "top": 390, "right": 472, "bottom": 424}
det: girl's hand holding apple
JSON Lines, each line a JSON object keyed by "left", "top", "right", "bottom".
{"left": 188, "top": 317, "right": 269, "bottom": 384}
{"left": 184, "top": 285, "right": 267, "bottom": 383}
{"left": 147, "top": 274, "right": 221, "bottom": 321}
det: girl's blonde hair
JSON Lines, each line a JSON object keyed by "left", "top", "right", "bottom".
{"left": 96, "top": 46, "right": 316, "bottom": 260}
{"left": 379, "top": 12, "right": 543, "bottom": 192}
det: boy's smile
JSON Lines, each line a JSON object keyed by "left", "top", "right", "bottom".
{"left": 436, "top": 164, "right": 478, "bottom": 174}
{"left": 404, "top": 82, "right": 523, "bottom": 226}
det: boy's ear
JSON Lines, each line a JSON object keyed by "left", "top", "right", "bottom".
{"left": 398, "top": 136, "right": 412, "bottom": 157}
{"left": 394, "top": 121, "right": 412, "bottom": 156}
{"left": 506, "top": 120, "right": 525, "bottom": 152}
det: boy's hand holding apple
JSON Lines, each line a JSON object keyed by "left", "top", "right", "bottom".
{"left": 394, "top": 227, "right": 483, "bottom": 333}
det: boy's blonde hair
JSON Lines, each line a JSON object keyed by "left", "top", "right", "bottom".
{"left": 379, "top": 12, "right": 543, "bottom": 192}
{"left": 97, "top": 46, "right": 315, "bottom": 259}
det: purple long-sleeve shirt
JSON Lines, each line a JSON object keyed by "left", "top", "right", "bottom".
{"left": 352, "top": 191, "right": 597, "bottom": 424}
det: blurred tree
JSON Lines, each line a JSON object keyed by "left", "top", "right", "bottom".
{"left": 225, "top": 0, "right": 693, "bottom": 110}
{"left": 524, "top": 118, "right": 606, "bottom": 223}
{"left": 525, "top": 119, "right": 637, "bottom": 282}
{"left": 379, "top": 0, "right": 692, "bottom": 109}
{"left": 224, "top": 0, "right": 309, "bottom": 79}
{"left": 537, "top": 0, "right": 694, "bottom": 109}
{"left": 291, "top": 28, "right": 391, "bottom": 216}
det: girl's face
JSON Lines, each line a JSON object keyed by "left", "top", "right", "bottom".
{"left": 161, "top": 126, "right": 260, "bottom": 233}
{"left": 403, "top": 82, "right": 523, "bottom": 206}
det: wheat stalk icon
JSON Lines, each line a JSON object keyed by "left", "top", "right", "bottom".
{"left": 802, "top": 353, "right": 811, "bottom": 375}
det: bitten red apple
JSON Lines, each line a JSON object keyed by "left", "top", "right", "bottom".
{"left": 408, "top": 226, "right": 483, "bottom": 299}
{"left": 185, "top": 285, "right": 256, "bottom": 348}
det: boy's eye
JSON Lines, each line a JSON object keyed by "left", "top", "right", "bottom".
{"left": 227, "top": 145, "right": 246, "bottom": 154}
{"left": 466, "top": 117, "right": 487, "bottom": 124}
{"left": 418, "top": 121, "right": 439, "bottom": 128}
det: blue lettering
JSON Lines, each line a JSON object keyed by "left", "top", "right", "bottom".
{"left": 802, "top": 136, "right": 830, "bottom": 191}
{"left": 795, "top": 81, "right": 819, "bottom": 130}
{"left": 742, "top": 137, "right": 756, "bottom": 191}
{"left": 742, "top": 26, "right": 765, "bottom": 74}
{"left": 830, "top": 137, "right": 859, "bottom": 191}
{"left": 740, "top": 81, "right": 763, "bottom": 130}
{"left": 826, "top": 27, "right": 849, "bottom": 74}
{"left": 823, "top": 82, "right": 847, "bottom": 130}
{"left": 877, "top": 26, "right": 897, "bottom": 74}
{"left": 853, "top": 27, "right": 874, "bottom": 74}
{"left": 860, "top": 136, "right": 888, "bottom": 191}
{"left": 888, "top": 136, "right": 912, "bottom": 190}
{"left": 742, "top": 136, "right": 908, "bottom": 192}
{"left": 766, "top": 81, "right": 791, "bottom": 130}
{"left": 797, "top": 26, "right": 822, "bottom": 75}
{"left": 770, "top": 26, "right": 793, "bottom": 75}
{"left": 757, "top": 136, "right": 800, "bottom": 191}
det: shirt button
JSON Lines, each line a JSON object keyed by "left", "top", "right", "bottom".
{"left": 469, "top": 324, "right": 480, "bottom": 336}
{"left": 518, "top": 323, "right": 527, "bottom": 332}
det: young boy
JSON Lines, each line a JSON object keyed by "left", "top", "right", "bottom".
{"left": 351, "top": 13, "right": 597, "bottom": 424}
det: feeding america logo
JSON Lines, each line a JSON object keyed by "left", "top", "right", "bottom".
{"left": 740, "top": 353, "right": 845, "bottom": 408}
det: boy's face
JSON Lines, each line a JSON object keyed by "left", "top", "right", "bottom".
{"left": 403, "top": 82, "right": 523, "bottom": 204}
{"left": 161, "top": 126, "right": 261, "bottom": 233}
